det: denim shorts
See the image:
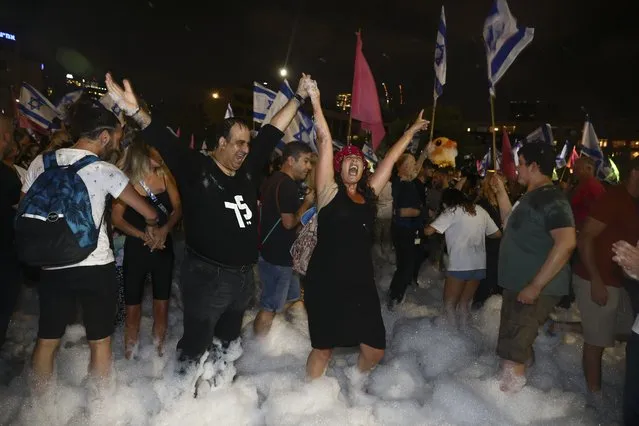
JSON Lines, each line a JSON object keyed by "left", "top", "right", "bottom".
{"left": 258, "top": 257, "right": 301, "bottom": 312}
{"left": 447, "top": 269, "right": 486, "bottom": 281}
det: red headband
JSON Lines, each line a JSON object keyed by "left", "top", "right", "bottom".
{"left": 334, "top": 145, "right": 366, "bottom": 172}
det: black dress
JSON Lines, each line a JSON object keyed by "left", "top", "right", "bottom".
{"left": 305, "top": 186, "right": 386, "bottom": 350}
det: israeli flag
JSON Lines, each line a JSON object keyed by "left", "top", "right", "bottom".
{"left": 555, "top": 141, "right": 568, "bottom": 169}
{"left": 253, "top": 82, "right": 276, "bottom": 123}
{"left": 18, "top": 83, "right": 61, "bottom": 130}
{"left": 262, "top": 80, "right": 315, "bottom": 153}
{"left": 224, "top": 103, "right": 234, "bottom": 119}
{"left": 512, "top": 139, "right": 523, "bottom": 167}
{"left": 433, "top": 5, "right": 447, "bottom": 101}
{"left": 56, "top": 90, "right": 83, "bottom": 120}
{"left": 581, "top": 121, "right": 615, "bottom": 182}
{"left": 483, "top": 0, "right": 534, "bottom": 96}
{"left": 525, "top": 123, "right": 554, "bottom": 145}
{"left": 478, "top": 148, "right": 501, "bottom": 176}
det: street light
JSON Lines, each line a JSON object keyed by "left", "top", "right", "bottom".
{"left": 211, "top": 92, "right": 220, "bottom": 99}
{"left": 279, "top": 68, "right": 288, "bottom": 78}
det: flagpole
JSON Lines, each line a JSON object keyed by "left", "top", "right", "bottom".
{"left": 416, "top": 99, "right": 436, "bottom": 169}
{"left": 347, "top": 27, "right": 363, "bottom": 146}
{"left": 489, "top": 95, "right": 497, "bottom": 171}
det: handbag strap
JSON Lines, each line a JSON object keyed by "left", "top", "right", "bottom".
{"left": 139, "top": 179, "right": 169, "bottom": 217}
{"left": 261, "top": 178, "right": 284, "bottom": 245}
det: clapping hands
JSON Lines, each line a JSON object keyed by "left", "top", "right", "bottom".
{"left": 612, "top": 240, "right": 639, "bottom": 280}
{"left": 105, "top": 73, "right": 140, "bottom": 116}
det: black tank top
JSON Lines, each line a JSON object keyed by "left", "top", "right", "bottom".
{"left": 123, "top": 184, "right": 173, "bottom": 230}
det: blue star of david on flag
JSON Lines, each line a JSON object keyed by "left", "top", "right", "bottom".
{"left": 28, "top": 97, "right": 43, "bottom": 111}
{"left": 433, "top": 6, "right": 447, "bottom": 101}
{"left": 293, "top": 119, "right": 311, "bottom": 142}
{"left": 434, "top": 43, "right": 445, "bottom": 66}
{"left": 112, "top": 104, "right": 122, "bottom": 115}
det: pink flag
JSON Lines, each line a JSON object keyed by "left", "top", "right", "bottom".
{"left": 189, "top": 134, "right": 195, "bottom": 150}
{"left": 351, "top": 32, "right": 386, "bottom": 150}
{"left": 567, "top": 146, "right": 579, "bottom": 169}
{"left": 501, "top": 130, "right": 516, "bottom": 181}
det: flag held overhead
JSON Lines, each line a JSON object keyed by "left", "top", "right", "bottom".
{"left": 351, "top": 32, "right": 386, "bottom": 150}
{"left": 433, "top": 6, "right": 447, "bottom": 101}
{"left": 483, "top": 0, "right": 534, "bottom": 96}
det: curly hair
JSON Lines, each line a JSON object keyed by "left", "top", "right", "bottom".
{"left": 441, "top": 188, "right": 476, "bottom": 216}
{"left": 334, "top": 167, "right": 378, "bottom": 217}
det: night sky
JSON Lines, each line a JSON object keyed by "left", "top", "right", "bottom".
{"left": 2, "top": 0, "right": 636, "bottom": 123}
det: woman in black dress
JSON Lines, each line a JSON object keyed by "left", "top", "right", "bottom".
{"left": 303, "top": 80, "right": 429, "bottom": 379}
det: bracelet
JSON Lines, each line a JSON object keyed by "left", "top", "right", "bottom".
{"left": 131, "top": 107, "right": 141, "bottom": 117}
{"left": 294, "top": 93, "right": 304, "bottom": 104}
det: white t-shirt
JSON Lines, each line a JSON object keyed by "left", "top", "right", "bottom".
{"left": 430, "top": 205, "right": 499, "bottom": 271}
{"left": 22, "top": 148, "right": 129, "bottom": 269}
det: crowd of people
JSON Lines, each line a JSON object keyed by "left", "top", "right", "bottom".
{"left": 1, "top": 72, "right": 638, "bottom": 424}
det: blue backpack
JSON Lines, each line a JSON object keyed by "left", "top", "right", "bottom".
{"left": 15, "top": 152, "right": 103, "bottom": 267}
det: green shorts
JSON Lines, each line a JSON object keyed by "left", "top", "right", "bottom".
{"left": 496, "top": 289, "right": 560, "bottom": 364}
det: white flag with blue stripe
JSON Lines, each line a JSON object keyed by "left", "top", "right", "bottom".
{"left": 525, "top": 123, "right": 553, "bottom": 145}
{"left": 555, "top": 141, "right": 568, "bottom": 169}
{"left": 262, "top": 80, "right": 316, "bottom": 153}
{"left": 56, "top": 90, "right": 83, "bottom": 120}
{"left": 483, "top": 0, "right": 534, "bottom": 96}
{"left": 433, "top": 5, "right": 447, "bottom": 101}
{"left": 224, "top": 103, "right": 234, "bottom": 119}
{"left": 18, "top": 83, "right": 61, "bottom": 130}
{"left": 253, "top": 82, "right": 276, "bottom": 123}
{"left": 580, "top": 121, "right": 616, "bottom": 182}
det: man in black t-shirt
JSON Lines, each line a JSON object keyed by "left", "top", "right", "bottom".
{"left": 106, "top": 74, "right": 313, "bottom": 391}
{"left": 0, "top": 115, "right": 21, "bottom": 350}
{"left": 254, "top": 142, "right": 314, "bottom": 336}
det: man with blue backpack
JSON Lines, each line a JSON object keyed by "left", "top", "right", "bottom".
{"left": 16, "top": 98, "right": 160, "bottom": 393}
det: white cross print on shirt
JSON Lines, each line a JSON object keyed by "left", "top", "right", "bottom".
{"left": 224, "top": 195, "right": 253, "bottom": 228}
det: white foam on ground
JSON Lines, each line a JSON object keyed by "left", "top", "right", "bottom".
{"left": 0, "top": 245, "right": 627, "bottom": 425}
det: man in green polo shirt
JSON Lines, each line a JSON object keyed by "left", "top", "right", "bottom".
{"left": 490, "top": 143, "right": 576, "bottom": 393}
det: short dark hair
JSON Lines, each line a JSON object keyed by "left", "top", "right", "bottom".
{"left": 68, "top": 95, "right": 120, "bottom": 141}
{"left": 210, "top": 118, "right": 249, "bottom": 150}
{"left": 518, "top": 143, "right": 555, "bottom": 177}
{"left": 281, "top": 141, "right": 312, "bottom": 162}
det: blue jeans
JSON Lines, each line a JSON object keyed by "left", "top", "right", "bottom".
{"left": 258, "top": 257, "right": 300, "bottom": 312}
{"left": 625, "top": 331, "right": 639, "bottom": 425}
